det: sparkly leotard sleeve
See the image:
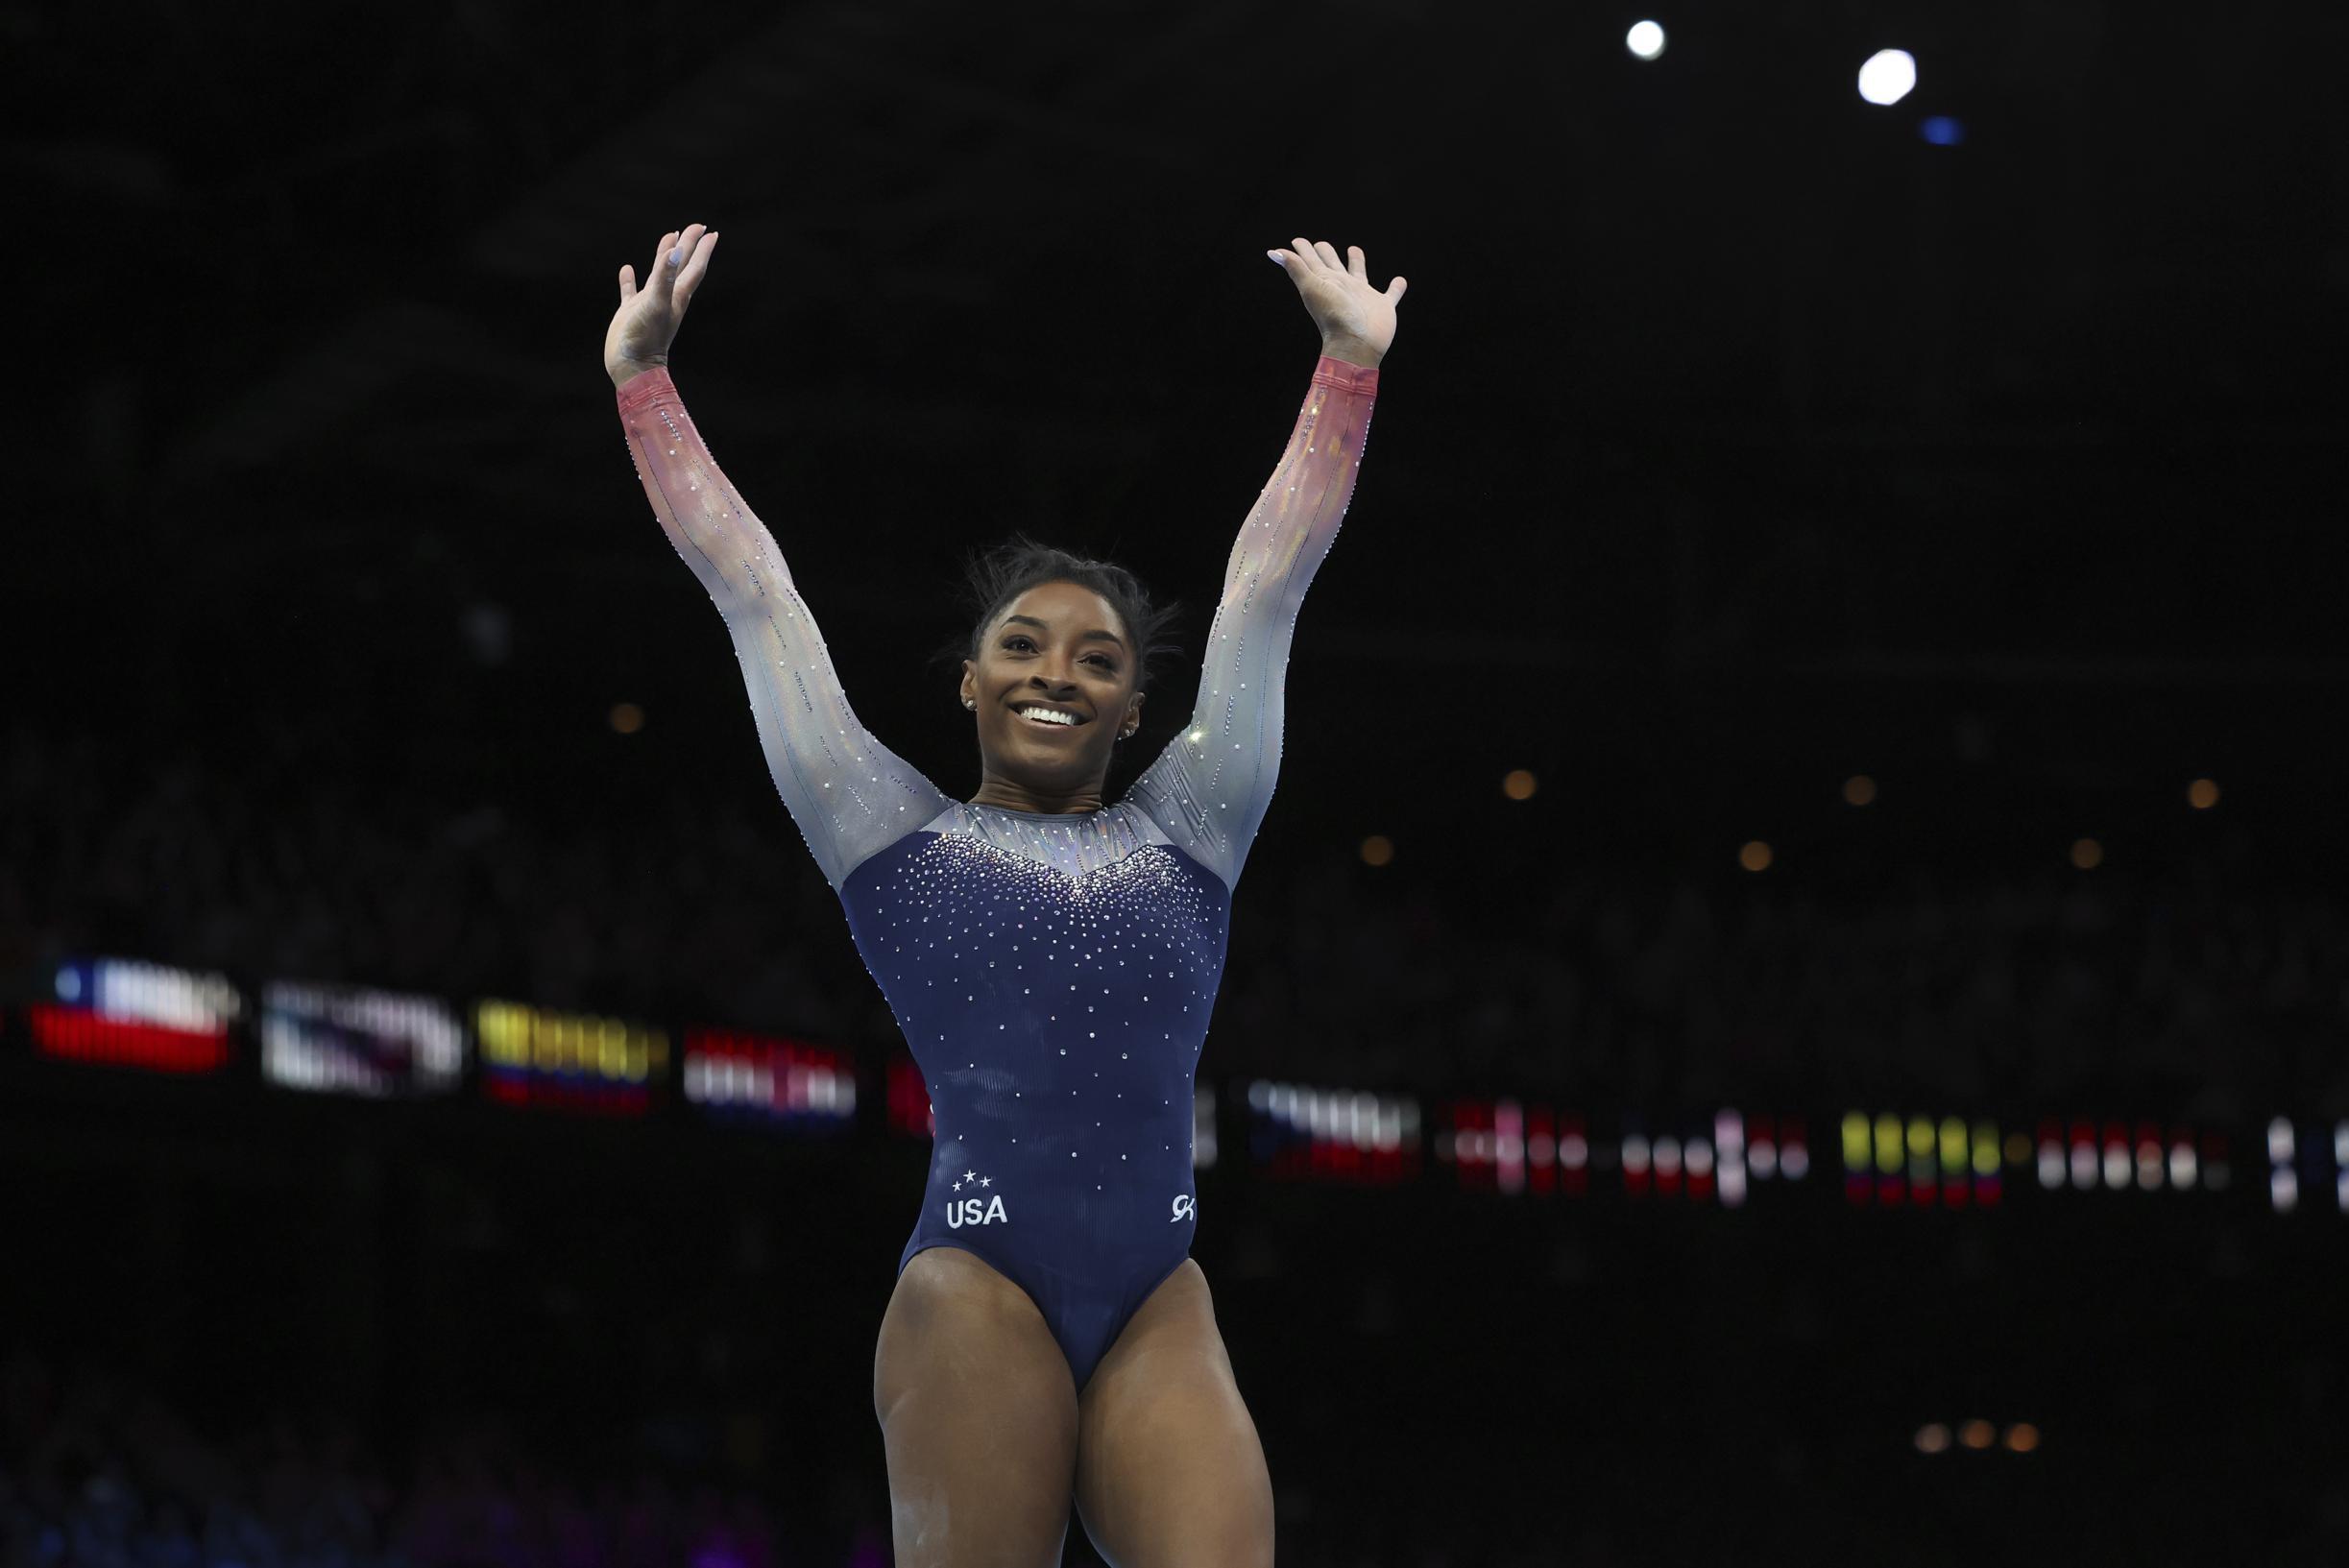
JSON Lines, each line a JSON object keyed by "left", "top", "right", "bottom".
{"left": 1125, "top": 353, "right": 1381, "bottom": 890}
{"left": 615, "top": 367, "right": 955, "bottom": 891}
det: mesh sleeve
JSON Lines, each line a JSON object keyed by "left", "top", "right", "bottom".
{"left": 1125, "top": 352, "right": 1382, "bottom": 891}
{"left": 616, "top": 368, "right": 953, "bottom": 891}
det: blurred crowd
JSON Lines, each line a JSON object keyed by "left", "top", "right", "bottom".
{"left": 1234, "top": 844, "right": 2349, "bottom": 1115}
{"left": 7, "top": 1327, "right": 2341, "bottom": 1567}
{"left": 9, "top": 712, "right": 2349, "bottom": 1561}
{"left": 0, "top": 1352, "right": 884, "bottom": 1568}
{"left": 0, "top": 723, "right": 849, "bottom": 1047}
{"left": 5, "top": 720, "right": 2344, "bottom": 1112}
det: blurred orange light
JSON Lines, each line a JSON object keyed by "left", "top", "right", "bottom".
{"left": 1843, "top": 774, "right": 1877, "bottom": 807}
{"left": 2003, "top": 1422, "right": 2040, "bottom": 1453}
{"left": 1958, "top": 1419, "right": 1996, "bottom": 1450}
{"left": 1502, "top": 768, "right": 1538, "bottom": 801}
{"left": 1914, "top": 1423, "right": 1950, "bottom": 1455}
{"left": 1360, "top": 834, "right": 1394, "bottom": 867}
{"left": 2070, "top": 837, "right": 2102, "bottom": 870}
{"left": 1738, "top": 840, "right": 1773, "bottom": 873}
{"left": 609, "top": 701, "right": 645, "bottom": 735}
{"left": 2187, "top": 778, "right": 2219, "bottom": 809}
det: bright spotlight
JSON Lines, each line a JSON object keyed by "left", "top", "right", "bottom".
{"left": 1626, "top": 21, "right": 1666, "bottom": 60}
{"left": 1858, "top": 49, "right": 1917, "bottom": 107}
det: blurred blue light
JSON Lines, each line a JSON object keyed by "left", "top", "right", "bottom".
{"left": 1920, "top": 115, "right": 1965, "bottom": 146}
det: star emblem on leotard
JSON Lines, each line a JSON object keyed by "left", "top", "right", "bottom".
{"left": 954, "top": 1168, "right": 989, "bottom": 1193}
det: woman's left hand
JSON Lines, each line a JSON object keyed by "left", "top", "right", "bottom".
{"left": 1270, "top": 237, "right": 1407, "bottom": 363}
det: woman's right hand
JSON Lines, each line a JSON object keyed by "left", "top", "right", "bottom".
{"left": 606, "top": 223, "right": 719, "bottom": 386}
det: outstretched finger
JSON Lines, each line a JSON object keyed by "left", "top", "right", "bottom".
{"left": 1312, "top": 240, "right": 1342, "bottom": 269}
{"left": 1289, "top": 236, "right": 1323, "bottom": 272}
{"left": 1346, "top": 244, "right": 1368, "bottom": 281}
{"left": 618, "top": 262, "right": 637, "bottom": 302}
{"left": 646, "top": 230, "right": 679, "bottom": 292}
{"left": 653, "top": 225, "right": 701, "bottom": 305}
{"left": 654, "top": 224, "right": 708, "bottom": 305}
{"left": 1386, "top": 275, "right": 1408, "bottom": 304}
{"left": 674, "top": 230, "right": 719, "bottom": 309}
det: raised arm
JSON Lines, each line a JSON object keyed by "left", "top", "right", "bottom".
{"left": 1125, "top": 349, "right": 1382, "bottom": 890}
{"left": 1126, "top": 238, "right": 1403, "bottom": 891}
{"left": 617, "top": 366, "right": 951, "bottom": 891}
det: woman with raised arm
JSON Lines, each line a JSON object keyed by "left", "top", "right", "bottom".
{"left": 607, "top": 224, "right": 1404, "bottom": 1567}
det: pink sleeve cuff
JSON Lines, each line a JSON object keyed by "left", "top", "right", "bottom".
{"left": 1311, "top": 353, "right": 1380, "bottom": 397}
{"left": 614, "top": 365, "right": 678, "bottom": 411}
{"left": 618, "top": 359, "right": 1371, "bottom": 404}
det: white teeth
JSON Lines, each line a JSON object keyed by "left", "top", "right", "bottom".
{"left": 1018, "top": 707, "right": 1077, "bottom": 726}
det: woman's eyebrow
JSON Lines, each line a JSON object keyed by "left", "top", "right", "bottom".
{"left": 1002, "top": 614, "right": 1126, "bottom": 649}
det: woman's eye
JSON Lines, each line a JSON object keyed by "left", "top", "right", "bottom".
{"left": 1004, "top": 637, "right": 1113, "bottom": 672}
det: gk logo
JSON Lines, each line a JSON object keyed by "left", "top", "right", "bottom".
{"left": 1171, "top": 1194, "right": 1196, "bottom": 1223}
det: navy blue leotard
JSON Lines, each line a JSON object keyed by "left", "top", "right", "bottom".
{"left": 617, "top": 351, "right": 1382, "bottom": 1390}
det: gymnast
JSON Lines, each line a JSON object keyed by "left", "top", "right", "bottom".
{"left": 605, "top": 223, "right": 1404, "bottom": 1566}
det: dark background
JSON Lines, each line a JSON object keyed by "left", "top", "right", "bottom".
{"left": 6, "top": 0, "right": 2348, "bottom": 1561}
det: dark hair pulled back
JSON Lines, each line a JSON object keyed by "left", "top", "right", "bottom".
{"left": 929, "top": 532, "right": 1187, "bottom": 706}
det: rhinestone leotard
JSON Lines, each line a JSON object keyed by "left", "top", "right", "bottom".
{"left": 617, "top": 352, "right": 1381, "bottom": 1389}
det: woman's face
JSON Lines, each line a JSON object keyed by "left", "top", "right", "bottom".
{"left": 960, "top": 580, "right": 1144, "bottom": 797}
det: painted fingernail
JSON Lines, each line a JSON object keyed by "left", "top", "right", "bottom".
{"left": 1267, "top": 250, "right": 1286, "bottom": 265}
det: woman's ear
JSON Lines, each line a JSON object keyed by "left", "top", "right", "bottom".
{"left": 960, "top": 658, "right": 977, "bottom": 709}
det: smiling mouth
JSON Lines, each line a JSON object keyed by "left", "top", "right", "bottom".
{"left": 1014, "top": 706, "right": 1087, "bottom": 731}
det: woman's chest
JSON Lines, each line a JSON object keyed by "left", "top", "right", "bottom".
{"left": 840, "top": 829, "right": 1233, "bottom": 1023}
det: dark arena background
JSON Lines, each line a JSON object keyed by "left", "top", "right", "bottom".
{"left": 7, "top": 1, "right": 2347, "bottom": 1562}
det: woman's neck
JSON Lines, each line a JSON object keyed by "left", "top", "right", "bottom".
{"left": 967, "top": 781, "right": 1106, "bottom": 815}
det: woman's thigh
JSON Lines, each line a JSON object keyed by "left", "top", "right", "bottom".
{"left": 1074, "top": 1261, "right": 1273, "bottom": 1568}
{"left": 875, "top": 1245, "right": 1081, "bottom": 1568}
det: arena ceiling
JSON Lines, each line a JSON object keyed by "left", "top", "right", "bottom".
{"left": 18, "top": 0, "right": 2346, "bottom": 731}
